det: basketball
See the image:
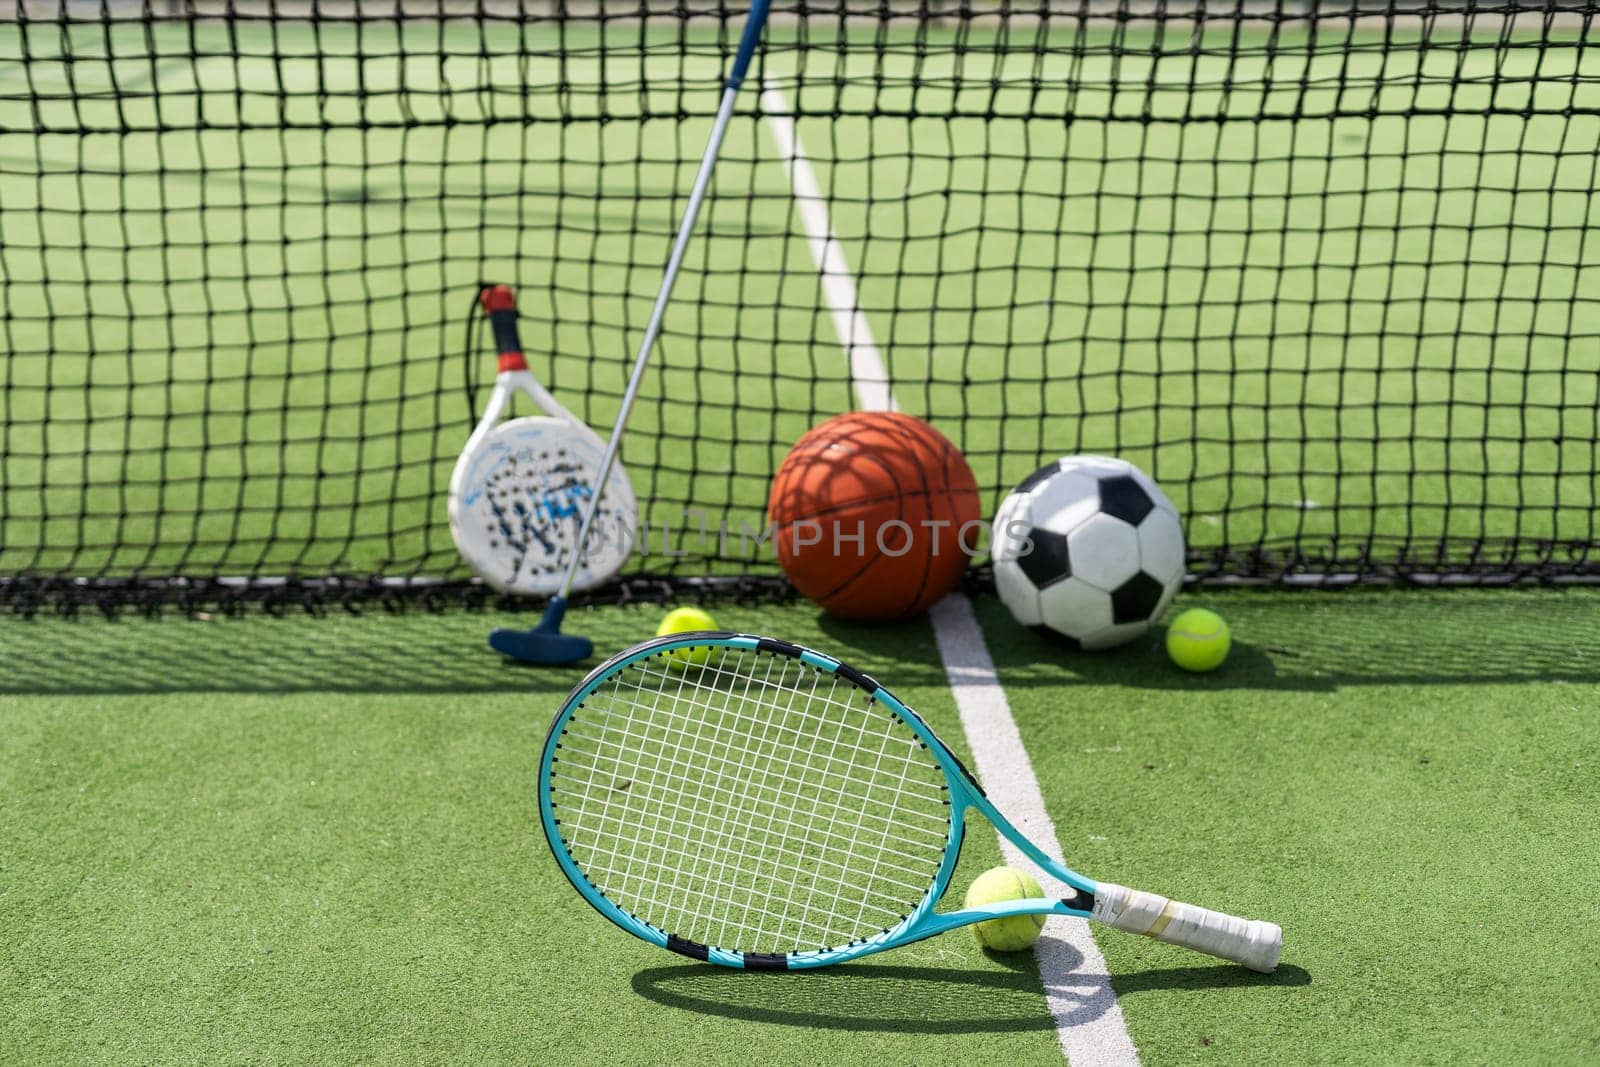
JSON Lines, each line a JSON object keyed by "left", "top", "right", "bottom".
{"left": 768, "top": 411, "right": 980, "bottom": 621}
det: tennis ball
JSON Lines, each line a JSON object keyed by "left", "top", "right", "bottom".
{"left": 656, "top": 606, "right": 718, "bottom": 668}
{"left": 965, "top": 866, "right": 1046, "bottom": 952}
{"left": 1166, "top": 607, "right": 1231, "bottom": 672}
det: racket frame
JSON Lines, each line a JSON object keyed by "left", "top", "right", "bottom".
{"left": 539, "top": 632, "right": 1106, "bottom": 970}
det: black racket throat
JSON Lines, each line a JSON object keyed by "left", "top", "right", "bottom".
{"left": 662, "top": 935, "right": 792, "bottom": 971}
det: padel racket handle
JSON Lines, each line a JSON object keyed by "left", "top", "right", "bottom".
{"left": 479, "top": 285, "right": 528, "bottom": 372}
{"left": 1092, "top": 882, "right": 1282, "bottom": 973}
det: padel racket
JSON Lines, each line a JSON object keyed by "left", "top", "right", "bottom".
{"left": 449, "top": 285, "right": 635, "bottom": 595}
{"left": 540, "top": 632, "right": 1283, "bottom": 972}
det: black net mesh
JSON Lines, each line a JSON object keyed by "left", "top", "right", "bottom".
{"left": 1, "top": 0, "right": 1596, "bottom": 612}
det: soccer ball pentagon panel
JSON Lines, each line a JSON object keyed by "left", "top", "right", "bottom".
{"left": 992, "top": 455, "right": 1185, "bottom": 650}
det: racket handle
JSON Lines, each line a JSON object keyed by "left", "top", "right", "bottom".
{"left": 1091, "top": 882, "right": 1282, "bottom": 973}
{"left": 479, "top": 285, "right": 528, "bottom": 372}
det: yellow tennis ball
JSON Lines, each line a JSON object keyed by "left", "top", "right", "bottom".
{"left": 1166, "top": 607, "right": 1231, "bottom": 672}
{"left": 656, "top": 606, "right": 718, "bottom": 667}
{"left": 965, "top": 866, "right": 1046, "bottom": 952}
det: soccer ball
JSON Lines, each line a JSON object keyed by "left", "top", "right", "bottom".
{"left": 991, "top": 455, "right": 1185, "bottom": 650}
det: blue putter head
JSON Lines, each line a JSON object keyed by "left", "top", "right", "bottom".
{"left": 488, "top": 596, "right": 594, "bottom": 665}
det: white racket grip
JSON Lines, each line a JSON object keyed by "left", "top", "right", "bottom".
{"left": 1092, "top": 882, "right": 1282, "bottom": 973}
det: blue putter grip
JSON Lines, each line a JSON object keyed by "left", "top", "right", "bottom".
{"left": 725, "top": 0, "right": 775, "bottom": 91}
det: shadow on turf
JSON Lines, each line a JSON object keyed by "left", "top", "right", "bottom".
{"left": 631, "top": 951, "right": 1308, "bottom": 1033}
{"left": 0, "top": 612, "right": 607, "bottom": 695}
{"left": 6, "top": 588, "right": 1593, "bottom": 694}
{"left": 633, "top": 961, "right": 1062, "bottom": 1034}
{"left": 815, "top": 590, "right": 1600, "bottom": 692}
{"left": 1114, "top": 961, "right": 1311, "bottom": 995}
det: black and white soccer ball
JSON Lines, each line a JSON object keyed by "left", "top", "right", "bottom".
{"left": 992, "top": 455, "right": 1185, "bottom": 650}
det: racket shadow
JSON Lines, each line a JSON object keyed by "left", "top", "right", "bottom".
{"left": 631, "top": 960, "right": 1063, "bottom": 1034}
{"left": 632, "top": 954, "right": 1311, "bottom": 1035}
{"left": 1111, "top": 961, "right": 1312, "bottom": 996}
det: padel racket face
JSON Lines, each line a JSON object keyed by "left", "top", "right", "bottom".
{"left": 540, "top": 633, "right": 1283, "bottom": 972}
{"left": 449, "top": 285, "right": 637, "bottom": 596}
{"left": 450, "top": 417, "right": 635, "bottom": 595}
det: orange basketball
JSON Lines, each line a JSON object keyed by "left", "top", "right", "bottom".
{"left": 768, "top": 411, "right": 980, "bottom": 621}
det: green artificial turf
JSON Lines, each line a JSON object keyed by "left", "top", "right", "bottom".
{"left": 2, "top": 590, "right": 1597, "bottom": 1064}
{"left": 0, "top": 603, "right": 1063, "bottom": 1066}
{"left": 981, "top": 587, "right": 1600, "bottom": 1064}
{"left": 1, "top": 17, "right": 1597, "bottom": 1064}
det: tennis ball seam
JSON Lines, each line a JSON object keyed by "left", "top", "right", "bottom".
{"left": 1015, "top": 866, "right": 1046, "bottom": 932}
{"left": 969, "top": 867, "right": 1046, "bottom": 950}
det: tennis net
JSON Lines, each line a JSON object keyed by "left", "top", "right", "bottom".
{"left": 1, "top": 1, "right": 1596, "bottom": 611}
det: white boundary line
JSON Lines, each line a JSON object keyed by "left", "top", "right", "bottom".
{"left": 931, "top": 596, "right": 1140, "bottom": 1066}
{"left": 759, "top": 81, "right": 1139, "bottom": 1067}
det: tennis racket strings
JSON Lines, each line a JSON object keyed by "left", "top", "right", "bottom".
{"left": 548, "top": 646, "right": 953, "bottom": 955}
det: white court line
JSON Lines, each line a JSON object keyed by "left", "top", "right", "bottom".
{"left": 759, "top": 80, "right": 1139, "bottom": 1067}
{"left": 931, "top": 596, "right": 1140, "bottom": 1066}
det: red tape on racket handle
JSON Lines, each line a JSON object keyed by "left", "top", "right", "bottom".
{"left": 479, "top": 285, "right": 528, "bottom": 372}
{"left": 1092, "top": 882, "right": 1282, "bottom": 973}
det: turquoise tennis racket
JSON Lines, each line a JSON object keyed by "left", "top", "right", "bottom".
{"left": 539, "top": 632, "right": 1282, "bottom": 972}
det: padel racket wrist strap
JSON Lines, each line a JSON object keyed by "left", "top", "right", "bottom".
{"left": 1092, "top": 881, "right": 1282, "bottom": 973}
